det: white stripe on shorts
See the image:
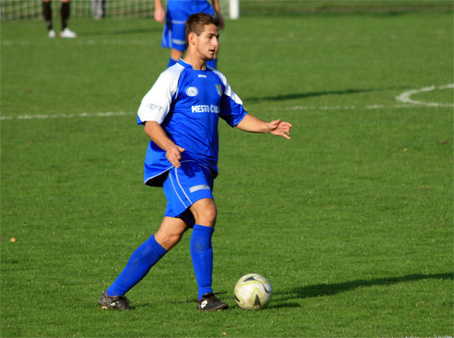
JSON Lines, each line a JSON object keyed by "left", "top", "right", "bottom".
{"left": 174, "top": 166, "right": 193, "bottom": 206}
{"left": 169, "top": 170, "right": 189, "bottom": 209}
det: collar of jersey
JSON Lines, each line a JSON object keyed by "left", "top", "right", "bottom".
{"left": 178, "top": 59, "right": 209, "bottom": 71}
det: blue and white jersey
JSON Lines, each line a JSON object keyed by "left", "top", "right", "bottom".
{"left": 137, "top": 59, "right": 247, "bottom": 186}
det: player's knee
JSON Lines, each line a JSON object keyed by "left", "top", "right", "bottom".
{"left": 203, "top": 207, "right": 217, "bottom": 224}
{"left": 170, "top": 49, "right": 184, "bottom": 61}
{"left": 155, "top": 227, "right": 186, "bottom": 251}
{"left": 156, "top": 232, "right": 182, "bottom": 250}
{"left": 190, "top": 198, "right": 217, "bottom": 227}
{"left": 195, "top": 207, "right": 217, "bottom": 227}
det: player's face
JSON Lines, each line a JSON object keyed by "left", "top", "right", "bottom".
{"left": 195, "top": 24, "right": 219, "bottom": 61}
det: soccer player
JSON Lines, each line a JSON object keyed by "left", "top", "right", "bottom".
{"left": 42, "top": 0, "right": 77, "bottom": 38}
{"left": 98, "top": 12, "right": 292, "bottom": 312}
{"left": 154, "top": 0, "right": 225, "bottom": 68}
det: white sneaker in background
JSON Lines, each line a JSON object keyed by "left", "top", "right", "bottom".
{"left": 60, "top": 28, "right": 77, "bottom": 38}
{"left": 48, "top": 30, "right": 56, "bottom": 38}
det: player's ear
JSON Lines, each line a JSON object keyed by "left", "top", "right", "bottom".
{"left": 188, "top": 32, "right": 197, "bottom": 46}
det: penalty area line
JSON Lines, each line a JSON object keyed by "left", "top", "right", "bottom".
{"left": 0, "top": 111, "right": 133, "bottom": 121}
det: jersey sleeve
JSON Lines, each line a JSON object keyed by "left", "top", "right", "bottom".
{"left": 214, "top": 70, "right": 248, "bottom": 127}
{"left": 137, "top": 66, "right": 182, "bottom": 125}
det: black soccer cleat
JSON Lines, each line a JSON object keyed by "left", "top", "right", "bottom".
{"left": 197, "top": 292, "right": 229, "bottom": 311}
{"left": 98, "top": 291, "right": 131, "bottom": 310}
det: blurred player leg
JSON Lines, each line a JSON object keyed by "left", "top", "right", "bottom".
{"left": 42, "top": 0, "right": 55, "bottom": 37}
{"left": 60, "top": 0, "right": 77, "bottom": 38}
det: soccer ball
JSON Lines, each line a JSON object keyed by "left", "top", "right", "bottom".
{"left": 233, "top": 273, "right": 272, "bottom": 310}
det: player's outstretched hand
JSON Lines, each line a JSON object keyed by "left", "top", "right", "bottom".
{"left": 268, "top": 119, "right": 292, "bottom": 139}
{"left": 166, "top": 145, "right": 185, "bottom": 167}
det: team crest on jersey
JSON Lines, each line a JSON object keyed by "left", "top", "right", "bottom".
{"left": 186, "top": 87, "right": 199, "bottom": 97}
{"left": 215, "top": 84, "right": 222, "bottom": 97}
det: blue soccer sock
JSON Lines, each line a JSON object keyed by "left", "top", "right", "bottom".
{"left": 206, "top": 59, "right": 217, "bottom": 69}
{"left": 190, "top": 224, "right": 215, "bottom": 299}
{"left": 107, "top": 234, "right": 167, "bottom": 296}
{"left": 167, "top": 57, "right": 177, "bottom": 68}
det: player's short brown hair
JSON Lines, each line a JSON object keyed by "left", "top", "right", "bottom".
{"left": 185, "top": 12, "right": 220, "bottom": 47}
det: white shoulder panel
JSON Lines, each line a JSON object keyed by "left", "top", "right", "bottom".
{"left": 137, "top": 64, "right": 184, "bottom": 124}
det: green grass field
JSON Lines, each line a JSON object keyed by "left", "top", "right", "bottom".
{"left": 1, "top": 3, "right": 453, "bottom": 337}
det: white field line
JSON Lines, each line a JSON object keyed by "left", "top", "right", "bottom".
{"left": 272, "top": 84, "right": 453, "bottom": 111}
{"left": 0, "top": 104, "right": 448, "bottom": 121}
{"left": 2, "top": 85, "right": 452, "bottom": 120}
{"left": 0, "top": 111, "right": 131, "bottom": 121}
{"left": 396, "top": 84, "right": 454, "bottom": 107}
{"left": 1, "top": 39, "right": 151, "bottom": 46}
{"left": 268, "top": 104, "right": 425, "bottom": 111}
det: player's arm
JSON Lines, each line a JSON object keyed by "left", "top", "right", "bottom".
{"left": 154, "top": 0, "right": 165, "bottom": 23}
{"left": 236, "top": 114, "right": 292, "bottom": 139}
{"left": 144, "top": 121, "right": 185, "bottom": 167}
{"left": 212, "top": 0, "right": 225, "bottom": 29}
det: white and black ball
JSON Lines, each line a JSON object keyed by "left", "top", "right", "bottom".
{"left": 234, "top": 273, "right": 272, "bottom": 310}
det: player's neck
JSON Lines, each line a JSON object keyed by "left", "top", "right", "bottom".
{"left": 183, "top": 55, "right": 207, "bottom": 71}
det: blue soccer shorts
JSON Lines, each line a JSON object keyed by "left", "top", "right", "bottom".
{"left": 161, "top": 18, "right": 187, "bottom": 52}
{"left": 162, "top": 160, "right": 214, "bottom": 226}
